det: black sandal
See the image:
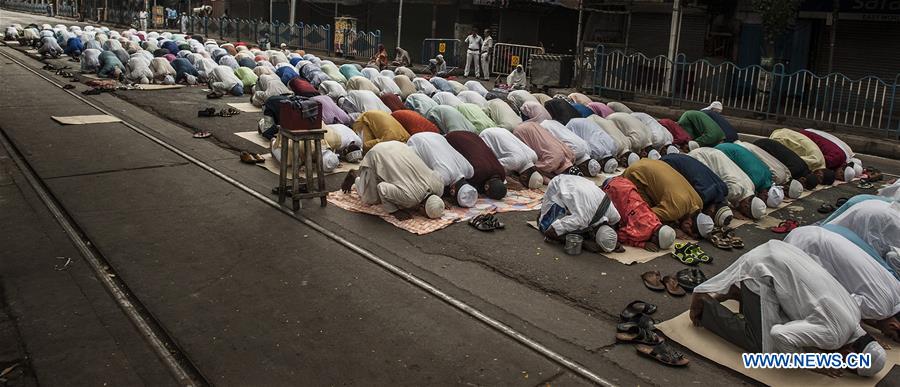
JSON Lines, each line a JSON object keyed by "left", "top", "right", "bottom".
{"left": 615, "top": 325, "right": 664, "bottom": 345}
{"left": 835, "top": 197, "right": 849, "bottom": 207}
{"left": 616, "top": 313, "right": 656, "bottom": 332}
{"left": 635, "top": 342, "right": 689, "bottom": 366}
{"left": 469, "top": 214, "right": 496, "bottom": 232}
{"left": 817, "top": 204, "right": 835, "bottom": 213}
{"left": 198, "top": 107, "right": 216, "bottom": 117}
{"left": 620, "top": 300, "right": 658, "bottom": 322}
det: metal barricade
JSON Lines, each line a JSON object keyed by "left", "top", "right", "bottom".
{"left": 341, "top": 29, "right": 381, "bottom": 60}
{"left": 421, "top": 38, "right": 461, "bottom": 67}
{"left": 489, "top": 43, "right": 544, "bottom": 76}
{"left": 594, "top": 45, "right": 673, "bottom": 99}
{"left": 300, "top": 24, "right": 331, "bottom": 53}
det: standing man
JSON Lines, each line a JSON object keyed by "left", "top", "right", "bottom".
{"left": 463, "top": 28, "right": 482, "bottom": 79}
{"left": 139, "top": 9, "right": 149, "bottom": 31}
{"left": 480, "top": 29, "right": 494, "bottom": 81}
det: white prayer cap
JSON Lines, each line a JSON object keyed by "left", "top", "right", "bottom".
{"left": 586, "top": 159, "right": 601, "bottom": 176}
{"left": 788, "top": 179, "right": 803, "bottom": 199}
{"left": 595, "top": 225, "right": 617, "bottom": 253}
{"left": 843, "top": 165, "right": 856, "bottom": 181}
{"left": 345, "top": 149, "right": 362, "bottom": 163}
{"left": 528, "top": 171, "right": 543, "bottom": 189}
{"left": 457, "top": 184, "right": 478, "bottom": 208}
{"left": 322, "top": 150, "right": 339, "bottom": 172}
{"left": 657, "top": 225, "right": 676, "bottom": 249}
{"left": 162, "top": 75, "right": 175, "bottom": 85}
{"left": 626, "top": 152, "right": 640, "bottom": 166}
{"left": 714, "top": 206, "right": 733, "bottom": 227}
{"left": 886, "top": 247, "right": 900, "bottom": 274}
{"left": 688, "top": 141, "right": 700, "bottom": 151}
{"left": 766, "top": 186, "right": 784, "bottom": 208}
{"left": 850, "top": 157, "right": 863, "bottom": 176}
{"left": 666, "top": 145, "right": 680, "bottom": 155}
{"left": 696, "top": 213, "right": 714, "bottom": 238}
{"left": 185, "top": 74, "right": 198, "bottom": 85}
{"left": 424, "top": 195, "right": 444, "bottom": 219}
{"left": 703, "top": 101, "right": 723, "bottom": 112}
{"left": 648, "top": 149, "right": 661, "bottom": 160}
{"left": 603, "top": 158, "right": 618, "bottom": 174}
{"left": 858, "top": 341, "right": 886, "bottom": 377}
{"left": 750, "top": 197, "right": 766, "bottom": 219}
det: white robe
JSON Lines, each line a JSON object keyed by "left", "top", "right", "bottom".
{"left": 317, "top": 80, "right": 347, "bottom": 100}
{"left": 372, "top": 75, "right": 401, "bottom": 96}
{"left": 357, "top": 141, "right": 444, "bottom": 213}
{"left": 207, "top": 65, "right": 240, "bottom": 93}
{"left": 567, "top": 118, "right": 617, "bottom": 161}
{"left": 784, "top": 226, "right": 900, "bottom": 320}
{"left": 507, "top": 90, "right": 538, "bottom": 110}
{"left": 339, "top": 90, "right": 391, "bottom": 119}
{"left": 587, "top": 115, "right": 630, "bottom": 156}
{"left": 540, "top": 120, "right": 591, "bottom": 164}
{"left": 456, "top": 90, "right": 488, "bottom": 108}
{"left": 479, "top": 127, "right": 538, "bottom": 174}
{"left": 828, "top": 200, "right": 900, "bottom": 259}
{"left": 412, "top": 77, "right": 437, "bottom": 95}
{"left": 464, "top": 80, "right": 489, "bottom": 97}
{"left": 407, "top": 132, "right": 474, "bottom": 186}
{"left": 125, "top": 56, "right": 152, "bottom": 83}
{"left": 631, "top": 112, "right": 673, "bottom": 149}
{"left": 689, "top": 147, "right": 756, "bottom": 205}
{"left": 694, "top": 240, "right": 866, "bottom": 353}
{"left": 432, "top": 91, "right": 463, "bottom": 107}
{"left": 540, "top": 175, "right": 620, "bottom": 236}
{"left": 607, "top": 112, "right": 652, "bottom": 152}
{"left": 737, "top": 141, "right": 792, "bottom": 185}
{"left": 327, "top": 124, "right": 362, "bottom": 151}
{"left": 252, "top": 74, "right": 292, "bottom": 107}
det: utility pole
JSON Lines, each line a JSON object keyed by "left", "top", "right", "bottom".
{"left": 397, "top": 0, "right": 403, "bottom": 49}
{"left": 827, "top": 0, "right": 839, "bottom": 73}
{"left": 664, "top": 0, "right": 682, "bottom": 95}
{"left": 574, "top": 0, "right": 584, "bottom": 86}
{"left": 289, "top": 0, "right": 296, "bottom": 25}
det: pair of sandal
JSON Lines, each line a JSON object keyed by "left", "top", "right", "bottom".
{"left": 197, "top": 107, "right": 241, "bottom": 117}
{"left": 675, "top": 268, "right": 707, "bottom": 292}
{"left": 708, "top": 227, "right": 743, "bottom": 250}
{"left": 206, "top": 91, "right": 224, "bottom": 99}
{"left": 616, "top": 301, "right": 689, "bottom": 366}
{"left": 671, "top": 242, "right": 710, "bottom": 265}
{"left": 642, "top": 271, "right": 685, "bottom": 297}
{"left": 192, "top": 130, "right": 212, "bottom": 139}
{"left": 770, "top": 219, "right": 799, "bottom": 234}
{"left": 240, "top": 151, "right": 265, "bottom": 164}
{"left": 469, "top": 213, "right": 505, "bottom": 232}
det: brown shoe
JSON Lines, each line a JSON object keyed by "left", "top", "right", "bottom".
{"left": 239, "top": 151, "right": 256, "bottom": 164}
{"left": 641, "top": 271, "right": 664, "bottom": 291}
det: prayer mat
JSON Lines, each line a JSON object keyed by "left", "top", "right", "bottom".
{"left": 329, "top": 189, "right": 544, "bottom": 235}
{"left": 257, "top": 153, "right": 356, "bottom": 179}
{"left": 235, "top": 131, "right": 270, "bottom": 148}
{"left": 227, "top": 102, "right": 262, "bottom": 113}
{"left": 132, "top": 84, "right": 184, "bottom": 90}
{"left": 51, "top": 114, "right": 121, "bottom": 125}
{"left": 657, "top": 300, "right": 899, "bottom": 387}
{"left": 524, "top": 220, "right": 686, "bottom": 265}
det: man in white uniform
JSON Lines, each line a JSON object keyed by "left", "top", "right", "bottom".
{"left": 480, "top": 29, "right": 494, "bottom": 81}
{"left": 406, "top": 132, "right": 478, "bottom": 208}
{"left": 690, "top": 240, "right": 887, "bottom": 378}
{"left": 343, "top": 141, "right": 445, "bottom": 220}
{"left": 784, "top": 226, "right": 900, "bottom": 342}
{"left": 463, "top": 28, "right": 482, "bottom": 78}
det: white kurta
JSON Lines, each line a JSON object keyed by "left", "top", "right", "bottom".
{"left": 689, "top": 147, "right": 756, "bottom": 205}
{"left": 372, "top": 75, "right": 401, "bottom": 96}
{"left": 587, "top": 115, "right": 630, "bottom": 156}
{"left": 357, "top": 141, "right": 445, "bottom": 213}
{"left": 406, "top": 132, "right": 474, "bottom": 186}
{"left": 736, "top": 141, "right": 792, "bottom": 185}
{"left": 251, "top": 74, "right": 292, "bottom": 107}
{"left": 540, "top": 120, "right": 591, "bottom": 164}
{"left": 479, "top": 127, "right": 538, "bottom": 174}
{"left": 208, "top": 65, "right": 240, "bottom": 93}
{"left": 340, "top": 90, "right": 391, "bottom": 117}
{"left": 783, "top": 226, "right": 900, "bottom": 320}
{"left": 567, "top": 118, "right": 617, "bottom": 161}
{"left": 432, "top": 91, "right": 463, "bottom": 107}
{"left": 508, "top": 90, "right": 538, "bottom": 110}
{"left": 631, "top": 113, "right": 673, "bottom": 149}
{"left": 457, "top": 91, "right": 488, "bottom": 108}
{"left": 412, "top": 77, "right": 437, "bottom": 95}
{"left": 607, "top": 112, "right": 651, "bottom": 152}
{"left": 327, "top": 124, "right": 362, "bottom": 151}
{"left": 694, "top": 240, "right": 866, "bottom": 353}
{"left": 540, "top": 175, "right": 620, "bottom": 236}
{"left": 828, "top": 200, "right": 900, "bottom": 258}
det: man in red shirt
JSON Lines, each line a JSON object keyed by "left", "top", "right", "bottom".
{"left": 798, "top": 129, "right": 857, "bottom": 182}
{"left": 602, "top": 176, "right": 676, "bottom": 251}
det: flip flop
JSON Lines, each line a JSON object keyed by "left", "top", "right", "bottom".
{"left": 817, "top": 204, "right": 835, "bottom": 213}
{"left": 197, "top": 107, "right": 216, "bottom": 117}
{"left": 770, "top": 219, "right": 799, "bottom": 234}
{"left": 835, "top": 197, "right": 849, "bottom": 207}
{"left": 251, "top": 153, "right": 265, "bottom": 163}
{"left": 615, "top": 325, "right": 664, "bottom": 346}
{"left": 678, "top": 242, "right": 710, "bottom": 263}
{"left": 662, "top": 275, "right": 686, "bottom": 297}
{"left": 641, "top": 271, "right": 665, "bottom": 291}
{"left": 192, "top": 131, "right": 212, "bottom": 139}
{"left": 620, "top": 300, "right": 658, "bottom": 321}
{"left": 635, "top": 343, "right": 689, "bottom": 367}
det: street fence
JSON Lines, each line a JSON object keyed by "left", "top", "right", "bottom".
{"left": 338, "top": 29, "right": 381, "bottom": 60}
{"left": 421, "top": 38, "right": 462, "bottom": 67}
{"left": 593, "top": 44, "right": 900, "bottom": 136}
{"left": 489, "top": 43, "right": 544, "bottom": 76}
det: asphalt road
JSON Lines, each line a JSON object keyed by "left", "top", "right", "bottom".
{"left": 2, "top": 9, "right": 899, "bottom": 387}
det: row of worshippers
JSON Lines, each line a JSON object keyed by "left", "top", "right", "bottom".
{"left": 687, "top": 209, "right": 900, "bottom": 377}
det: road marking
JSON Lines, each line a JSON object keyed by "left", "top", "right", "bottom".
{"left": 0, "top": 45, "right": 617, "bottom": 386}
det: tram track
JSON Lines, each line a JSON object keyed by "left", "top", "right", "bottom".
{"left": 0, "top": 43, "right": 617, "bottom": 386}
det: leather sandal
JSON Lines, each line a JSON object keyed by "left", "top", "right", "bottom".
{"left": 636, "top": 342, "right": 689, "bottom": 367}
{"left": 615, "top": 325, "right": 664, "bottom": 345}
{"left": 641, "top": 271, "right": 665, "bottom": 291}
{"left": 662, "top": 275, "right": 686, "bottom": 297}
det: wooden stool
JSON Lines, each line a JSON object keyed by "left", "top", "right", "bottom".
{"left": 276, "top": 126, "right": 328, "bottom": 210}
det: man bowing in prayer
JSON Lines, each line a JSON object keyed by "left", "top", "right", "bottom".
{"left": 661, "top": 153, "right": 733, "bottom": 227}
{"left": 513, "top": 122, "right": 578, "bottom": 183}
{"left": 407, "top": 132, "right": 479, "bottom": 208}
{"left": 602, "top": 176, "right": 676, "bottom": 252}
{"left": 826, "top": 199, "right": 900, "bottom": 275}
{"left": 678, "top": 110, "right": 725, "bottom": 148}
{"left": 784, "top": 226, "right": 900, "bottom": 342}
{"left": 446, "top": 130, "right": 508, "bottom": 200}
{"left": 690, "top": 240, "right": 887, "bottom": 378}
{"left": 342, "top": 141, "right": 445, "bottom": 221}
{"left": 770, "top": 128, "right": 835, "bottom": 186}
{"left": 479, "top": 127, "right": 544, "bottom": 189}
{"left": 623, "top": 159, "right": 715, "bottom": 240}
{"left": 352, "top": 111, "right": 410, "bottom": 151}
{"left": 539, "top": 175, "right": 621, "bottom": 253}
{"left": 715, "top": 142, "right": 785, "bottom": 208}
{"left": 689, "top": 147, "right": 767, "bottom": 220}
